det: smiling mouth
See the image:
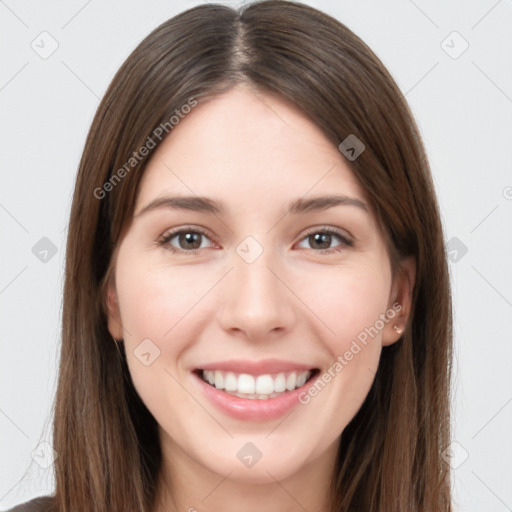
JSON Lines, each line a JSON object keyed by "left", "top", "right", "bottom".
{"left": 193, "top": 368, "right": 320, "bottom": 400}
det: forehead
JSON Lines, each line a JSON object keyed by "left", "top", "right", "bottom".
{"left": 136, "top": 85, "right": 370, "bottom": 214}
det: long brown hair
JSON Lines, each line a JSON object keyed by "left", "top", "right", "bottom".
{"left": 51, "top": 1, "right": 453, "bottom": 511}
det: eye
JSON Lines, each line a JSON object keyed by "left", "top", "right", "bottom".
{"left": 158, "top": 227, "right": 216, "bottom": 254}
{"left": 157, "top": 226, "right": 353, "bottom": 255}
{"left": 296, "top": 227, "right": 353, "bottom": 254}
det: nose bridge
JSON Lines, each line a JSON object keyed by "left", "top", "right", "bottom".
{"left": 218, "top": 236, "right": 296, "bottom": 339}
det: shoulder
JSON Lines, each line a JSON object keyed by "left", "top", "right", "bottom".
{"left": 2, "top": 496, "right": 55, "bottom": 512}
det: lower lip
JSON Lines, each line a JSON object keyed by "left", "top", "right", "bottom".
{"left": 192, "top": 371, "right": 319, "bottom": 422}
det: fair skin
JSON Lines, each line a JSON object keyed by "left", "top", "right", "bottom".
{"left": 106, "top": 85, "right": 415, "bottom": 512}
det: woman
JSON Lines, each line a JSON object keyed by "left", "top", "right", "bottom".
{"left": 7, "top": 1, "right": 453, "bottom": 510}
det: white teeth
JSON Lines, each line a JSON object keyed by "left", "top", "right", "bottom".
{"left": 274, "top": 373, "right": 286, "bottom": 392}
{"left": 224, "top": 372, "right": 238, "bottom": 391}
{"left": 255, "top": 375, "right": 274, "bottom": 394}
{"left": 286, "top": 372, "right": 297, "bottom": 391}
{"left": 238, "top": 374, "right": 255, "bottom": 394}
{"left": 297, "top": 371, "right": 308, "bottom": 387}
{"left": 214, "top": 370, "right": 224, "bottom": 389}
{"left": 201, "top": 369, "right": 313, "bottom": 399}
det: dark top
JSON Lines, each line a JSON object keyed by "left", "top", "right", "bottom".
{"left": 3, "top": 496, "right": 55, "bottom": 512}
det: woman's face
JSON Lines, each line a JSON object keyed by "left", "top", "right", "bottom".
{"left": 107, "top": 85, "right": 413, "bottom": 486}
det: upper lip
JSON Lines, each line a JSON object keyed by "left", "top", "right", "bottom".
{"left": 195, "top": 358, "right": 318, "bottom": 376}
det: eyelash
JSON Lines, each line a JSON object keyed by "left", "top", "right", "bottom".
{"left": 157, "top": 225, "right": 353, "bottom": 256}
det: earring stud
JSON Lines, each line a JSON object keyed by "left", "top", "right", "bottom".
{"left": 393, "top": 325, "right": 403, "bottom": 334}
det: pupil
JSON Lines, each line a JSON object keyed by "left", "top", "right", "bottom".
{"left": 180, "top": 232, "right": 201, "bottom": 249}
{"left": 311, "top": 233, "right": 330, "bottom": 249}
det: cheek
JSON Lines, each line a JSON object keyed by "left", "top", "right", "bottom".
{"left": 117, "top": 260, "right": 207, "bottom": 342}
{"left": 114, "top": 258, "right": 192, "bottom": 385}
{"left": 296, "top": 262, "right": 391, "bottom": 353}
{"left": 295, "top": 266, "right": 390, "bottom": 431}
{"left": 117, "top": 263, "right": 209, "bottom": 427}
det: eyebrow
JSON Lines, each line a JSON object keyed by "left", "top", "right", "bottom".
{"left": 135, "top": 194, "right": 369, "bottom": 218}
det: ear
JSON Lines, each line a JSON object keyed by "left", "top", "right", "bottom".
{"left": 382, "top": 256, "right": 416, "bottom": 347}
{"left": 105, "top": 276, "right": 124, "bottom": 340}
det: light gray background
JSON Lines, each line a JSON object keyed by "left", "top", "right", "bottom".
{"left": 1, "top": 1, "right": 511, "bottom": 510}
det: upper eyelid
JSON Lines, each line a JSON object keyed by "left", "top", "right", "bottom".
{"left": 301, "top": 225, "right": 352, "bottom": 240}
{"left": 161, "top": 225, "right": 214, "bottom": 241}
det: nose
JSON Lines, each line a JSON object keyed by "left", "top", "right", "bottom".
{"left": 217, "top": 246, "right": 297, "bottom": 342}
